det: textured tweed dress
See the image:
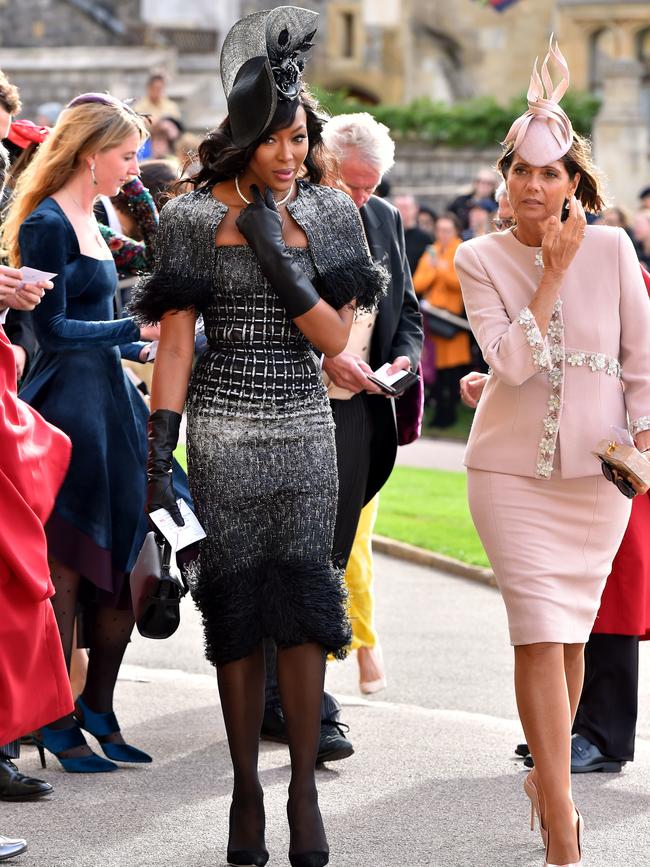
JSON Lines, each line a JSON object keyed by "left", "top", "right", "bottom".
{"left": 132, "top": 182, "right": 388, "bottom": 665}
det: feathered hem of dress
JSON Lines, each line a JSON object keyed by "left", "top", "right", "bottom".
{"left": 188, "top": 556, "right": 352, "bottom": 666}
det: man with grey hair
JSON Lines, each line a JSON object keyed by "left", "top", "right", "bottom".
{"left": 320, "top": 111, "right": 422, "bottom": 568}
{"left": 262, "top": 112, "right": 423, "bottom": 761}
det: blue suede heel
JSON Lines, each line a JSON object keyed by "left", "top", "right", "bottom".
{"left": 34, "top": 724, "right": 118, "bottom": 773}
{"left": 74, "top": 696, "right": 152, "bottom": 764}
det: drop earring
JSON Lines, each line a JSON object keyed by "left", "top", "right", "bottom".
{"left": 90, "top": 164, "right": 98, "bottom": 186}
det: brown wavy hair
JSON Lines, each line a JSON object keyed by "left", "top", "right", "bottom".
{"left": 187, "top": 85, "right": 336, "bottom": 191}
{"left": 0, "top": 69, "right": 21, "bottom": 115}
{"left": 497, "top": 132, "right": 607, "bottom": 213}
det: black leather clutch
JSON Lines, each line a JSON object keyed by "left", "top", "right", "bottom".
{"left": 130, "top": 531, "right": 188, "bottom": 639}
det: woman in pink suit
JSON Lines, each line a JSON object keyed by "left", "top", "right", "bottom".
{"left": 455, "top": 40, "right": 650, "bottom": 867}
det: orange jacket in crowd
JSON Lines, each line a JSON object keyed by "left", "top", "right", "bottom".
{"left": 412, "top": 237, "right": 471, "bottom": 370}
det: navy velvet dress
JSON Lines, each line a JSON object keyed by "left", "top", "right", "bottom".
{"left": 19, "top": 197, "right": 188, "bottom": 608}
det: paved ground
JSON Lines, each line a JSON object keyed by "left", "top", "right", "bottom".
{"left": 396, "top": 436, "right": 465, "bottom": 473}
{"left": 5, "top": 553, "right": 650, "bottom": 867}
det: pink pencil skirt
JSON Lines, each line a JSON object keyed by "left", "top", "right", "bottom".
{"left": 467, "top": 469, "right": 631, "bottom": 645}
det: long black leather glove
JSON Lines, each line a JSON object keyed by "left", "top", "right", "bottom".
{"left": 235, "top": 185, "right": 321, "bottom": 319}
{"left": 146, "top": 409, "right": 184, "bottom": 527}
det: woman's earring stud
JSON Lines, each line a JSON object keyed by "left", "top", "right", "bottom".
{"left": 90, "top": 164, "right": 98, "bottom": 186}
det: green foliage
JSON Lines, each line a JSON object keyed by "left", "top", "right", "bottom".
{"left": 312, "top": 86, "right": 601, "bottom": 149}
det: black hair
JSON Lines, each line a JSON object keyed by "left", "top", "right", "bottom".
{"left": 189, "top": 86, "right": 334, "bottom": 190}
{"left": 418, "top": 204, "right": 437, "bottom": 221}
{"left": 140, "top": 158, "right": 179, "bottom": 209}
{"left": 376, "top": 177, "right": 391, "bottom": 199}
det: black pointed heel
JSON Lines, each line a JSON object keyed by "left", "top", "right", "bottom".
{"left": 226, "top": 796, "right": 268, "bottom": 867}
{"left": 288, "top": 853, "right": 329, "bottom": 867}
{"left": 226, "top": 850, "right": 269, "bottom": 867}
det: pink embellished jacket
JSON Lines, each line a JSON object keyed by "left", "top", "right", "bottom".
{"left": 455, "top": 225, "right": 650, "bottom": 479}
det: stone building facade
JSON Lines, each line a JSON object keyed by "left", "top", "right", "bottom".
{"left": 0, "top": 0, "right": 238, "bottom": 130}
{"left": 1, "top": 1, "right": 648, "bottom": 205}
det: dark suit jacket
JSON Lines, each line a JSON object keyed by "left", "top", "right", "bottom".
{"left": 360, "top": 195, "right": 423, "bottom": 502}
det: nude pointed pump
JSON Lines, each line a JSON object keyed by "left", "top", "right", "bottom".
{"left": 544, "top": 809, "right": 583, "bottom": 867}
{"left": 523, "top": 773, "right": 547, "bottom": 848}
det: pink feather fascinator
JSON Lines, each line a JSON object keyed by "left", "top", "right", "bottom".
{"left": 503, "top": 35, "right": 574, "bottom": 166}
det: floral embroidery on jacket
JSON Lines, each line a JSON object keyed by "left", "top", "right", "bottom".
{"left": 517, "top": 307, "right": 552, "bottom": 372}
{"left": 535, "top": 300, "right": 563, "bottom": 478}
{"left": 630, "top": 416, "right": 650, "bottom": 437}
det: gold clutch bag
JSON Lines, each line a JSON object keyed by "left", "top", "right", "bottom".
{"left": 592, "top": 439, "right": 650, "bottom": 498}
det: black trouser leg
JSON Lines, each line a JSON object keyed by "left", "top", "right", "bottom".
{"left": 330, "top": 395, "right": 373, "bottom": 568}
{"left": 0, "top": 741, "right": 20, "bottom": 760}
{"left": 573, "top": 633, "right": 639, "bottom": 762}
{"left": 432, "top": 365, "right": 465, "bottom": 428}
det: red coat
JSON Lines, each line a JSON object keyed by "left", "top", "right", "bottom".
{"left": 593, "top": 265, "right": 650, "bottom": 639}
{"left": 593, "top": 493, "right": 650, "bottom": 637}
{"left": 0, "top": 326, "right": 73, "bottom": 744}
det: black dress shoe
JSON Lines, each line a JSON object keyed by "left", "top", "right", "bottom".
{"left": 571, "top": 735, "right": 623, "bottom": 773}
{"left": 260, "top": 705, "right": 288, "bottom": 745}
{"left": 523, "top": 735, "right": 625, "bottom": 773}
{"left": 261, "top": 707, "right": 354, "bottom": 764}
{"left": 316, "top": 720, "right": 354, "bottom": 764}
{"left": 0, "top": 835, "right": 27, "bottom": 862}
{"left": 0, "top": 759, "right": 53, "bottom": 802}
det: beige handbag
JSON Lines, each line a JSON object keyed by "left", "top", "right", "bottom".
{"left": 592, "top": 439, "right": 650, "bottom": 498}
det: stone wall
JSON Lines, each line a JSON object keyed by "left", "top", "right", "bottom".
{"left": 389, "top": 141, "right": 500, "bottom": 212}
{"left": 0, "top": 47, "right": 177, "bottom": 119}
{"left": 0, "top": 0, "right": 143, "bottom": 48}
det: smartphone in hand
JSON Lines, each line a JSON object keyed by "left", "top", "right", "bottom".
{"left": 366, "top": 362, "right": 420, "bottom": 396}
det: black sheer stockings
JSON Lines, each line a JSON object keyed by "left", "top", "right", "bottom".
{"left": 217, "top": 641, "right": 328, "bottom": 857}
{"left": 217, "top": 646, "right": 267, "bottom": 854}
{"left": 277, "top": 642, "right": 328, "bottom": 858}
{"left": 46, "top": 557, "right": 135, "bottom": 753}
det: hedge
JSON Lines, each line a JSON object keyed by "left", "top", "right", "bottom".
{"left": 313, "top": 87, "right": 601, "bottom": 149}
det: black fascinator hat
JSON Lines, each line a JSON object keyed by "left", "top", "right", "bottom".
{"left": 220, "top": 5, "right": 319, "bottom": 148}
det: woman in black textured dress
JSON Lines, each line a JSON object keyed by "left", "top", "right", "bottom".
{"left": 131, "top": 8, "right": 387, "bottom": 867}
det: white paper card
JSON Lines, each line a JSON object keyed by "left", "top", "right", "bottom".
{"left": 371, "top": 362, "right": 409, "bottom": 387}
{"left": 149, "top": 499, "right": 206, "bottom": 550}
{"left": 19, "top": 267, "right": 58, "bottom": 286}
{"left": 142, "top": 340, "right": 158, "bottom": 362}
